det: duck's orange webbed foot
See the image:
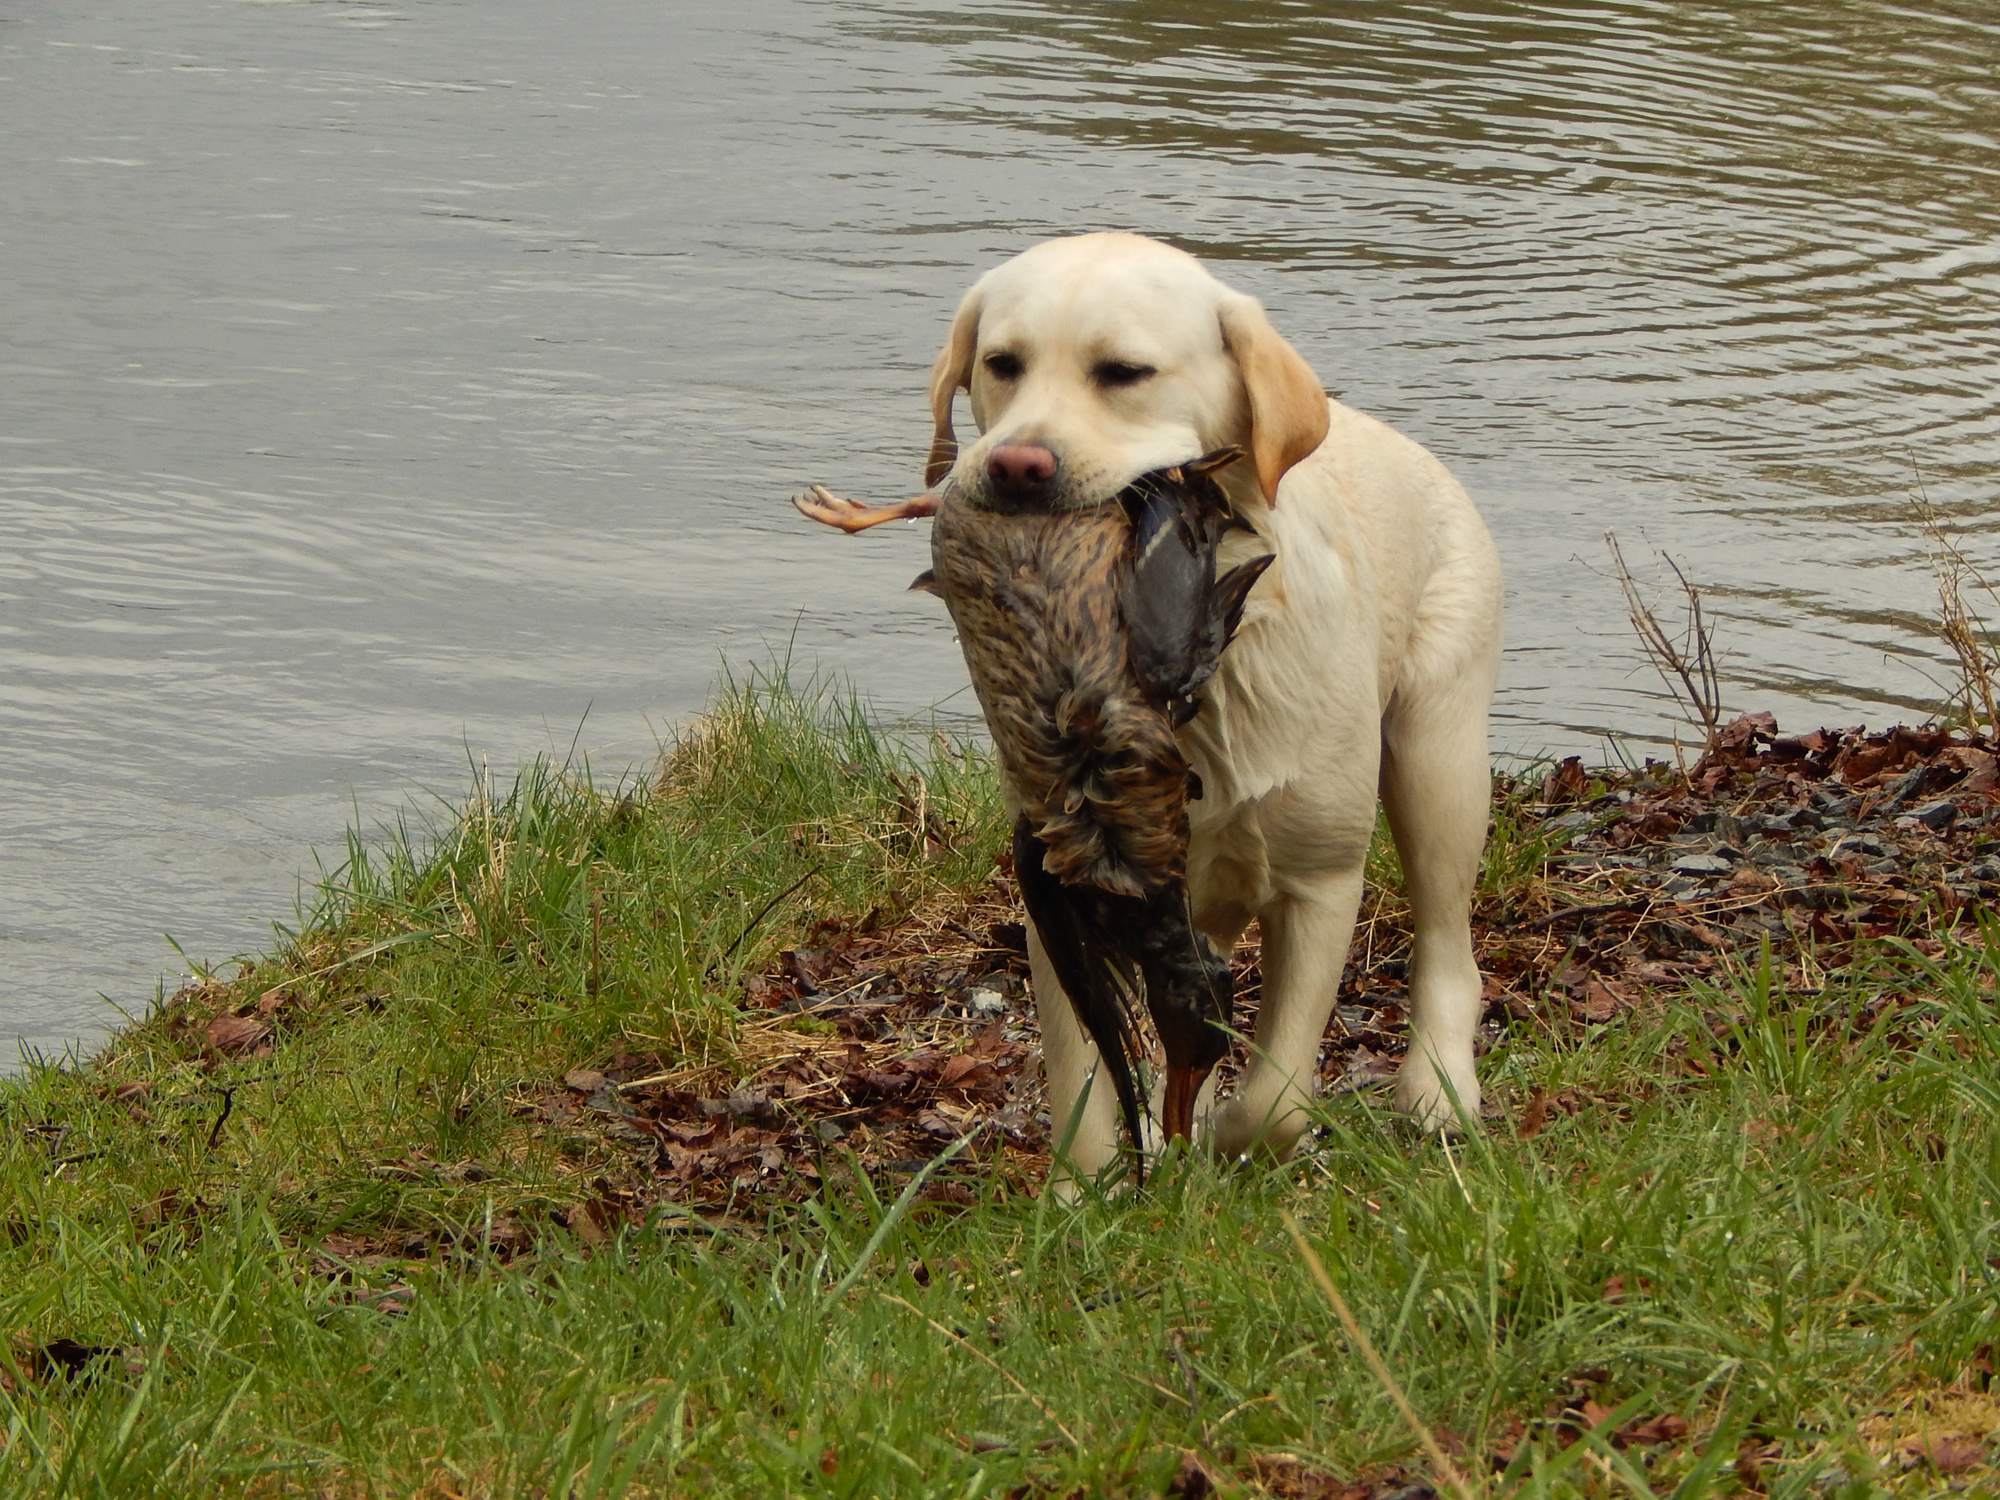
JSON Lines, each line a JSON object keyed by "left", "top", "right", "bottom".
{"left": 792, "top": 485, "right": 941, "bottom": 534}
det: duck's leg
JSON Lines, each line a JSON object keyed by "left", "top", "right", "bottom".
{"left": 791, "top": 485, "right": 940, "bottom": 534}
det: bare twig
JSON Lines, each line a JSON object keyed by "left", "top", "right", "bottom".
{"left": 705, "top": 865, "right": 821, "bottom": 979}
{"left": 1605, "top": 533, "right": 1723, "bottom": 768}
{"left": 204, "top": 1085, "right": 237, "bottom": 1155}
{"left": 1280, "top": 1209, "right": 1480, "bottom": 1500}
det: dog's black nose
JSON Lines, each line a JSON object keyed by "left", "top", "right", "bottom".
{"left": 986, "top": 443, "right": 1059, "bottom": 506}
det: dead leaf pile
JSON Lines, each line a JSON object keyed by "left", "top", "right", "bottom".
{"left": 525, "top": 881, "right": 1050, "bottom": 1215}
{"left": 508, "top": 715, "right": 2000, "bottom": 1212}
{"left": 1353, "top": 715, "right": 2000, "bottom": 1070}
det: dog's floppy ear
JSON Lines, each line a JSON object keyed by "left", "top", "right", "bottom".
{"left": 925, "top": 284, "right": 984, "bottom": 488}
{"left": 1218, "top": 292, "right": 1329, "bottom": 504}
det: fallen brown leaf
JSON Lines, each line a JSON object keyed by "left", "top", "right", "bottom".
{"left": 204, "top": 1013, "right": 270, "bottom": 1058}
{"left": 1907, "top": 1432, "right": 1987, "bottom": 1475}
{"left": 1579, "top": 978, "right": 1625, "bottom": 1023}
{"left": 1616, "top": 1412, "right": 1690, "bottom": 1447}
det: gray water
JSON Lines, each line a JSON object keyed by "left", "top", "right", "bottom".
{"left": 4, "top": 0, "right": 1996, "bottom": 1058}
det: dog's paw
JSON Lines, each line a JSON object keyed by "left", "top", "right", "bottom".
{"left": 1393, "top": 1054, "right": 1480, "bottom": 1135}
{"left": 1203, "top": 1095, "right": 1311, "bottom": 1162}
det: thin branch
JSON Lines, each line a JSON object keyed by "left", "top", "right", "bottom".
{"left": 705, "top": 865, "right": 822, "bottom": 978}
{"left": 1908, "top": 470, "right": 1999, "bottom": 741}
{"left": 204, "top": 1086, "right": 237, "bottom": 1156}
{"left": 1605, "top": 532, "right": 1723, "bottom": 766}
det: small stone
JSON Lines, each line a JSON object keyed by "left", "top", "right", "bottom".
{"left": 1966, "top": 857, "right": 2000, "bottom": 885}
{"left": 1829, "top": 833, "right": 1887, "bottom": 859}
{"left": 1670, "top": 853, "right": 1734, "bottom": 877}
{"left": 1905, "top": 799, "right": 1958, "bottom": 831}
{"left": 1878, "top": 766, "right": 1930, "bottom": 809}
{"left": 967, "top": 987, "right": 1006, "bottom": 1017}
{"left": 1717, "top": 813, "right": 1758, "bottom": 843}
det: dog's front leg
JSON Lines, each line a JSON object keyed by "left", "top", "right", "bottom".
{"left": 1206, "top": 866, "right": 1366, "bottom": 1160}
{"left": 1027, "top": 925, "right": 1126, "bottom": 1195}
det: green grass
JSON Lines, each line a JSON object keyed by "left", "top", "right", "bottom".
{"left": 2, "top": 674, "right": 1995, "bottom": 1497}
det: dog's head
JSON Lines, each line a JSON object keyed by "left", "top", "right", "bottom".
{"left": 924, "top": 232, "right": 1329, "bottom": 512}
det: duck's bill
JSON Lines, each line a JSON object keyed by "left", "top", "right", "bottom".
{"left": 1159, "top": 1062, "right": 1214, "bottom": 1141}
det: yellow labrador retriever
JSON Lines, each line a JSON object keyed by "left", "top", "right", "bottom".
{"left": 833, "top": 232, "right": 1504, "bottom": 1183}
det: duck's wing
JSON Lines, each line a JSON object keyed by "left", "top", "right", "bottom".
{"left": 1183, "top": 445, "right": 1246, "bottom": 482}
{"left": 1119, "top": 479, "right": 1211, "bottom": 709}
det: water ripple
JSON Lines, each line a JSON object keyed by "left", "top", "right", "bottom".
{"left": 3, "top": 0, "right": 1996, "bottom": 1053}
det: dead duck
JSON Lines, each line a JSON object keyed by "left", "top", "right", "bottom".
{"left": 930, "top": 450, "right": 1269, "bottom": 1168}
{"left": 799, "top": 450, "right": 1271, "bottom": 1171}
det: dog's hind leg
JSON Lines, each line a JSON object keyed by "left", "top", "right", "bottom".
{"left": 1379, "top": 635, "right": 1499, "bottom": 1133}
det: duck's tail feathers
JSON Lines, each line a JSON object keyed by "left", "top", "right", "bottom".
{"left": 1012, "top": 817, "right": 1150, "bottom": 1182}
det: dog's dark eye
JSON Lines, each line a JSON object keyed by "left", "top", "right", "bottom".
{"left": 983, "top": 351, "right": 1023, "bottom": 381}
{"left": 1094, "top": 360, "right": 1156, "bottom": 388}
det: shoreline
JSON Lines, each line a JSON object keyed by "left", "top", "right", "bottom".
{"left": 3, "top": 675, "right": 1995, "bottom": 1495}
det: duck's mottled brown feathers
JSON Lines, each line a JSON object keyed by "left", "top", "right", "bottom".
{"left": 930, "top": 501, "right": 1191, "bottom": 898}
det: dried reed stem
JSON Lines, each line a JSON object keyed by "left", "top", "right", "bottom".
{"left": 1909, "top": 476, "right": 2000, "bottom": 741}
{"left": 1605, "top": 532, "right": 1722, "bottom": 765}
{"left": 1279, "top": 1209, "right": 1480, "bottom": 1500}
